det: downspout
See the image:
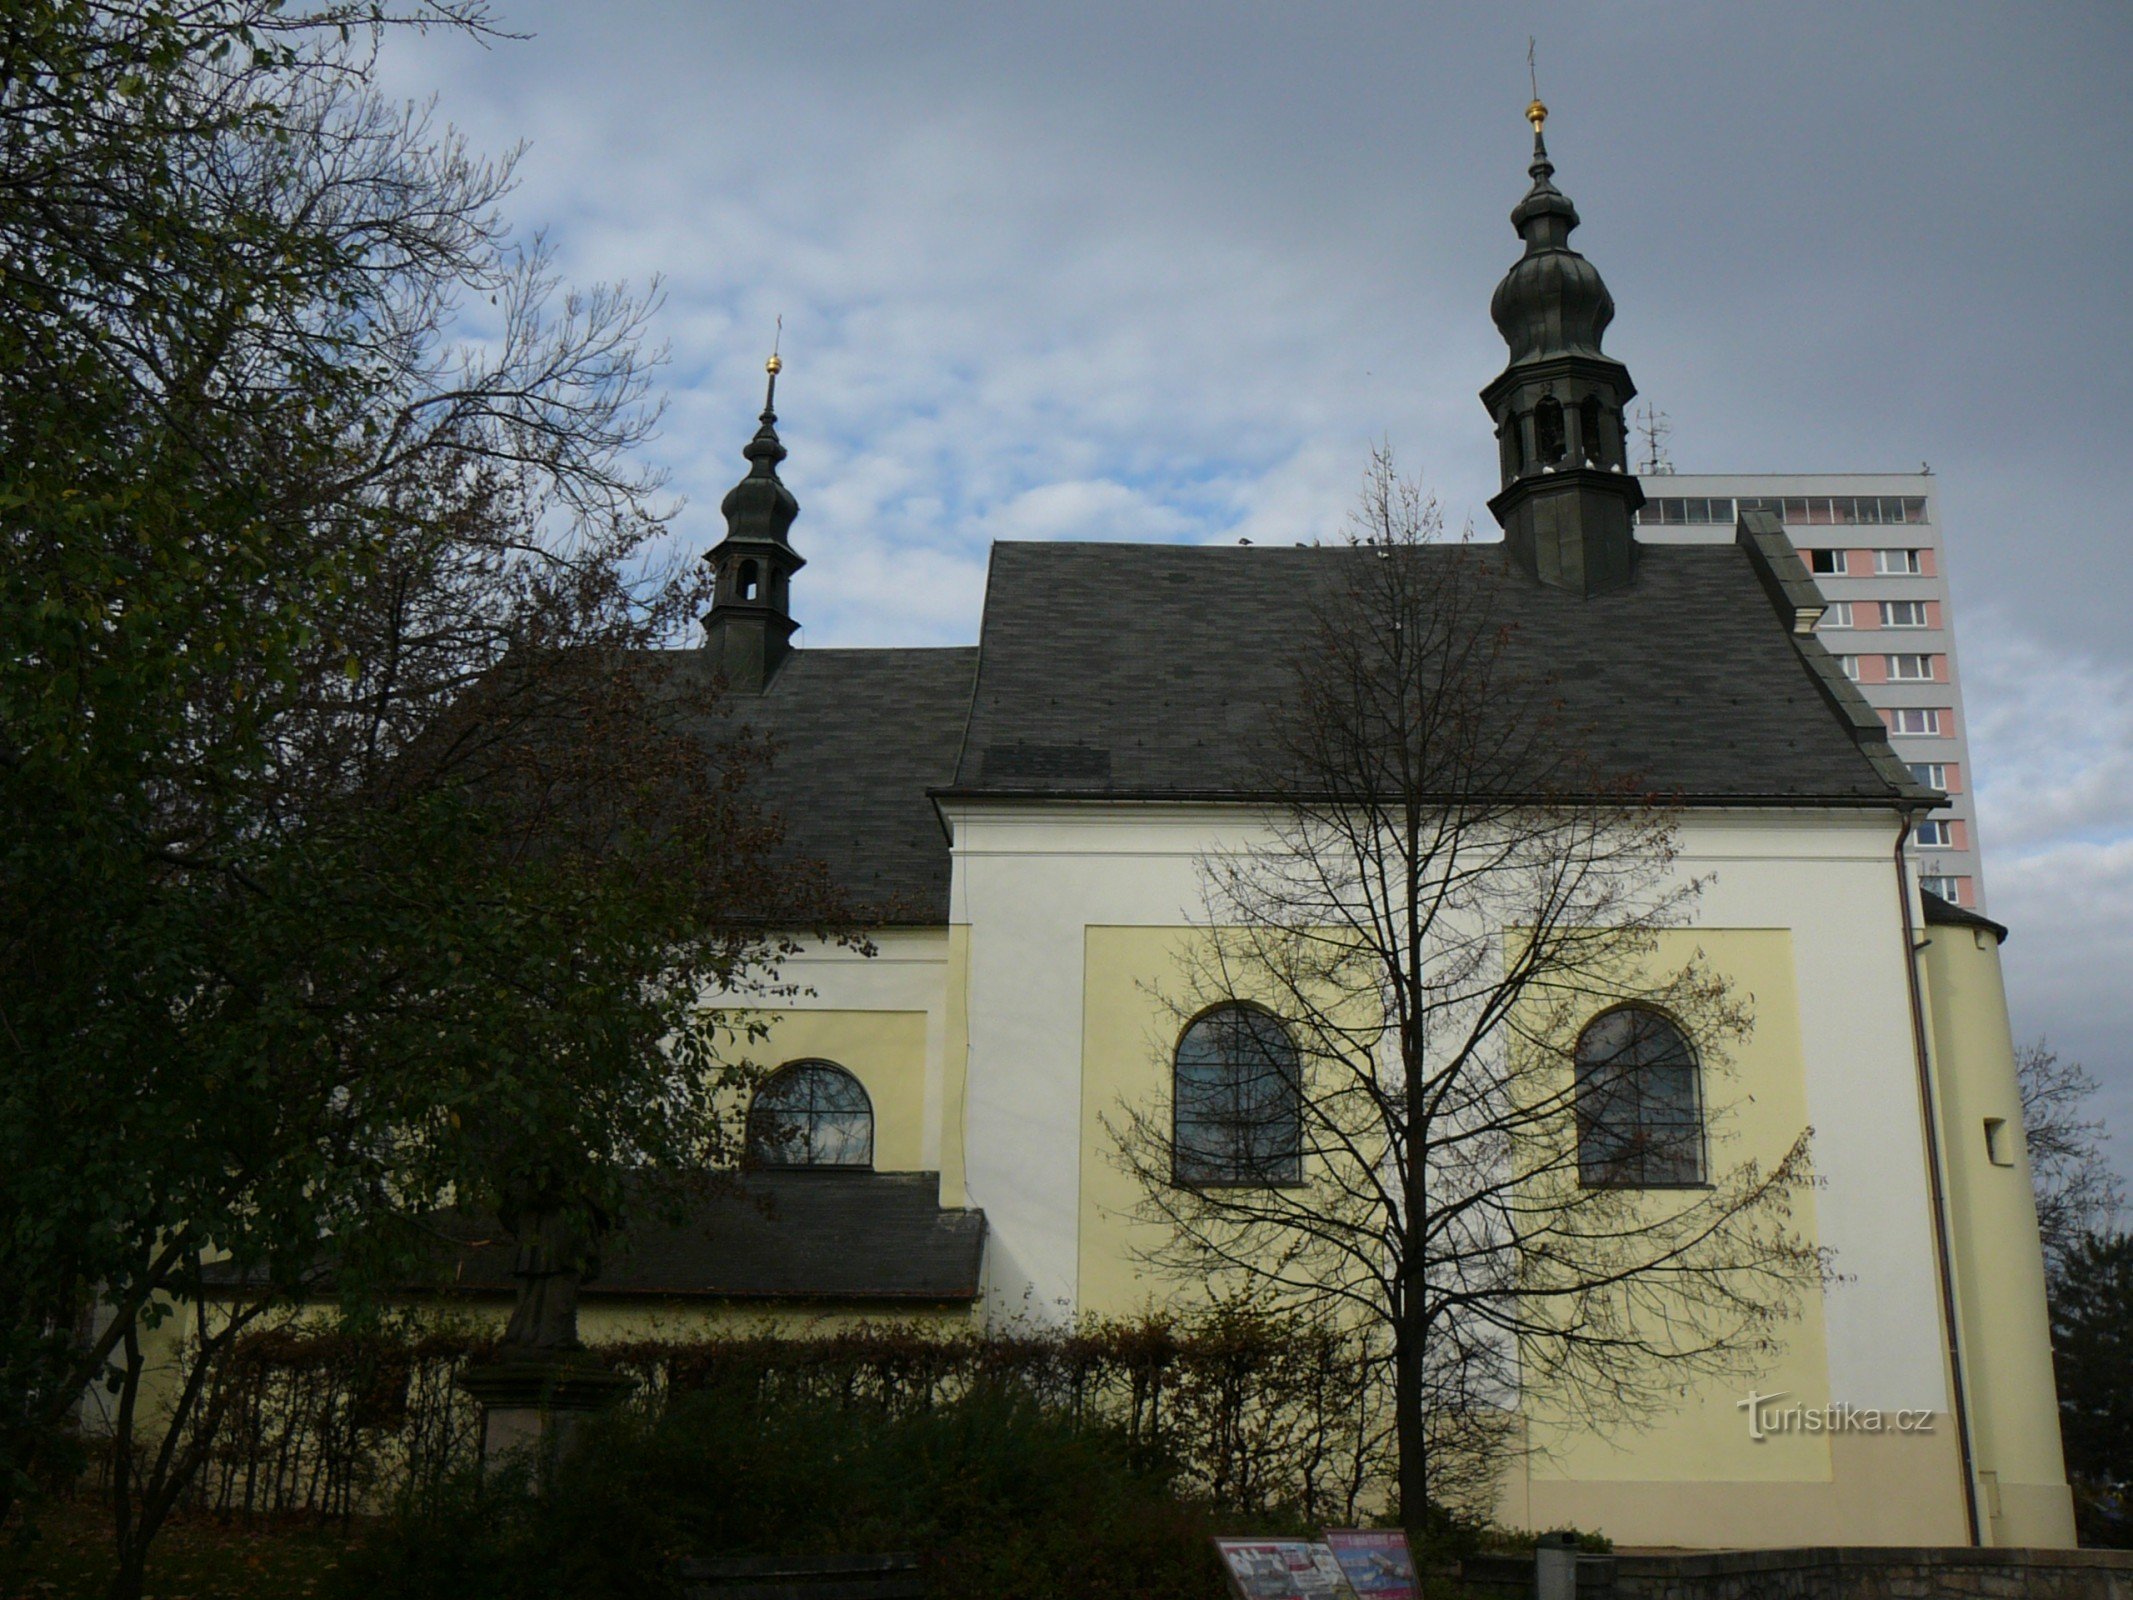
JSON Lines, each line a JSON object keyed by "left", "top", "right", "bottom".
{"left": 1894, "top": 809, "right": 1983, "bottom": 1546}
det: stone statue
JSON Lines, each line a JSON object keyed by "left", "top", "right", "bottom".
{"left": 497, "top": 1182, "right": 606, "bottom": 1353}
{"left": 461, "top": 1179, "right": 632, "bottom": 1481}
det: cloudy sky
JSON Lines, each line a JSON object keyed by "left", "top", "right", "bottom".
{"left": 387, "top": 1, "right": 2133, "bottom": 1177}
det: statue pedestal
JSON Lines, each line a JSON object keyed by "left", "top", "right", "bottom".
{"left": 458, "top": 1351, "right": 633, "bottom": 1485}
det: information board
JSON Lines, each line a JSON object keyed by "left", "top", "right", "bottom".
{"left": 1322, "top": 1529, "right": 1417, "bottom": 1600}
{"left": 1212, "top": 1538, "right": 1359, "bottom": 1600}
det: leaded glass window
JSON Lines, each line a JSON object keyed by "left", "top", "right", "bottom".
{"left": 1174, "top": 1005, "right": 1302, "bottom": 1185}
{"left": 1575, "top": 1009, "right": 1704, "bottom": 1187}
{"left": 747, "top": 1060, "right": 874, "bottom": 1168}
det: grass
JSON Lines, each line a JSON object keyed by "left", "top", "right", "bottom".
{"left": 1, "top": 1495, "right": 359, "bottom": 1600}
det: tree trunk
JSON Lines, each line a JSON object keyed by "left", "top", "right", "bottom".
{"left": 1393, "top": 1318, "right": 1428, "bottom": 1537}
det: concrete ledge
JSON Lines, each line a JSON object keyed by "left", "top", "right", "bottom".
{"left": 1462, "top": 1546, "right": 2133, "bottom": 1600}
{"left": 1611, "top": 1545, "right": 2133, "bottom": 1600}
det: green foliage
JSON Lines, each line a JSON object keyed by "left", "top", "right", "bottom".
{"left": 2049, "top": 1229, "right": 2133, "bottom": 1545}
{"left": 338, "top": 1385, "right": 1258, "bottom": 1600}
{"left": 182, "top": 1307, "right": 1391, "bottom": 1525}
{"left": 0, "top": 6, "right": 837, "bottom": 1586}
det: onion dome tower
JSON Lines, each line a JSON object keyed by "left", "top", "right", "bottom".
{"left": 1480, "top": 99, "right": 1645, "bottom": 595}
{"left": 703, "top": 353, "right": 805, "bottom": 690}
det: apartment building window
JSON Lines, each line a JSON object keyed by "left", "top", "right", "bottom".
{"left": 1888, "top": 708, "right": 1943, "bottom": 736}
{"left": 1636, "top": 497, "right": 1735, "bottom": 525}
{"left": 1909, "top": 763, "right": 1949, "bottom": 790}
{"left": 1886, "top": 654, "right": 1938, "bottom": 681}
{"left": 1819, "top": 602, "right": 1854, "bottom": 630}
{"left": 1919, "top": 874, "right": 1964, "bottom": 902}
{"left": 1875, "top": 548, "right": 1924, "bottom": 575}
{"left": 1915, "top": 819, "right": 1954, "bottom": 847}
{"left": 1881, "top": 601, "right": 1930, "bottom": 628}
{"left": 1807, "top": 548, "right": 1846, "bottom": 576}
{"left": 1835, "top": 655, "right": 1860, "bottom": 680}
{"left": 1635, "top": 495, "right": 1929, "bottom": 527}
{"left": 1775, "top": 495, "right": 1929, "bottom": 525}
{"left": 1629, "top": 499, "right": 1936, "bottom": 529}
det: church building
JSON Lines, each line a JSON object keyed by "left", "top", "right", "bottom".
{"left": 515, "top": 110, "right": 2075, "bottom": 1548}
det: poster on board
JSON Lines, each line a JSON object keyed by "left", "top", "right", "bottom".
{"left": 1211, "top": 1538, "right": 1359, "bottom": 1600}
{"left": 1322, "top": 1529, "right": 1418, "bottom": 1600}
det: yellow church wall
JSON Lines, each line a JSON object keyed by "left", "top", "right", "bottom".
{"left": 748, "top": 1007, "right": 930, "bottom": 1172}
{"left": 1518, "top": 1427, "right": 1969, "bottom": 1548}
{"left": 1519, "top": 929, "right": 1832, "bottom": 1484}
{"left": 1072, "top": 914, "right": 1974, "bottom": 1546}
{"left": 720, "top": 926, "right": 955, "bottom": 1183}
{"left": 1918, "top": 916, "right": 2077, "bottom": 1547}
{"left": 1079, "top": 924, "right": 1238, "bottom": 1318}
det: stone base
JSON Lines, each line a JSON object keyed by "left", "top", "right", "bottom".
{"left": 458, "top": 1351, "right": 634, "bottom": 1485}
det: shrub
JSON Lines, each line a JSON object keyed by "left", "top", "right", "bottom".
{"left": 335, "top": 1383, "right": 1280, "bottom": 1600}
{"left": 182, "top": 1306, "right": 1393, "bottom": 1523}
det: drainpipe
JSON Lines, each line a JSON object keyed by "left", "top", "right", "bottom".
{"left": 1894, "top": 809, "right": 1983, "bottom": 1546}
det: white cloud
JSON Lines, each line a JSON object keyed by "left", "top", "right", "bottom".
{"left": 1965, "top": 611, "right": 2133, "bottom": 1175}
{"left": 1967, "top": 614, "right": 2133, "bottom": 854}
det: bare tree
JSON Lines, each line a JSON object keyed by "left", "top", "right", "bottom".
{"left": 1109, "top": 452, "right": 1823, "bottom": 1533}
{"left": 2018, "top": 1040, "right": 2125, "bottom": 1271}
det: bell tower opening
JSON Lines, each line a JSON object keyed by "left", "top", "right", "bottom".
{"left": 1535, "top": 395, "right": 1566, "bottom": 466}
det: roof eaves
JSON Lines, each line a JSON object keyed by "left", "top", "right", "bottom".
{"left": 1734, "top": 510, "right": 1939, "bottom": 808}
{"left": 930, "top": 785, "right": 1915, "bottom": 809}
{"left": 1921, "top": 888, "right": 2010, "bottom": 945}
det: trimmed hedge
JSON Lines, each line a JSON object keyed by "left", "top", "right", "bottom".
{"left": 180, "top": 1304, "right": 1393, "bottom": 1525}
{"left": 335, "top": 1383, "right": 1280, "bottom": 1600}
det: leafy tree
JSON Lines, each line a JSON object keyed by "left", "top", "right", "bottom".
{"left": 1109, "top": 452, "right": 1822, "bottom": 1533}
{"left": 2017, "top": 1040, "right": 2124, "bottom": 1270}
{"left": 0, "top": 5, "right": 833, "bottom": 1592}
{"left": 2048, "top": 1230, "right": 2133, "bottom": 1544}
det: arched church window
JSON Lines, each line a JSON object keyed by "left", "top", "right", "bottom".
{"left": 738, "top": 559, "right": 760, "bottom": 602}
{"left": 746, "top": 1060, "right": 873, "bottom": 1168}
{"left": 1580, "top": 395, "right": 1605, "bottom": 466}
{"left": 1534, "top": 396, "right": 1566, "bottom": 466}
{"left": 1575, "top": 1008, "right": 1704, "bottom": 1187}
{"left": 1174, "top": 1004, "right": 1302, "bottom": 1186}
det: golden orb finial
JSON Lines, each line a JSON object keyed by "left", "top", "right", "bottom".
{"left": 766, "top": 352, "right": 782, "bottom": 376}
{"left": 1526, "top": 97, "right": 1548, "bottom": 133}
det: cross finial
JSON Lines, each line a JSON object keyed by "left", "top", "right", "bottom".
{"left": 762, "top": 315, "right": 783, "bottom": 415}
{"left": 1526, "top": 37, "right": 1547, "bottom": 132}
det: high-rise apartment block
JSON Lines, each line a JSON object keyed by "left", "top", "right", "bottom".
{"left": 1632, "top": 473, "right": 1984, "bottom": 907}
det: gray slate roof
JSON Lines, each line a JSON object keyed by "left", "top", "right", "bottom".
{"left": 1922, "top": 888, "right": 2009, "bottom": 945}
{"left": 696, "top": 646, "right": 976, "bottom": 924}
{"left": 948, "top": 541, "right": 1919, "bottom": 805}
{"left": 678, "top": 537, "right": 1922, "bottom": 924}
{"left": 439, "top": 1173, "right": 985, "bottom": 1303}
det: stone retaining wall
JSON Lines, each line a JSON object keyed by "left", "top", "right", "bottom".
{"left": 1457, "top": 1547, "right": 2133, "bottom": 1600}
